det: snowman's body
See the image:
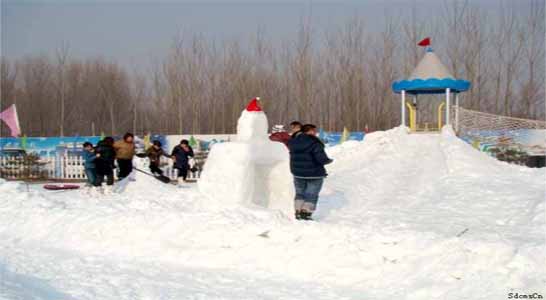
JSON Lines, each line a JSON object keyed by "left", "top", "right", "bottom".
{"left": 198, "top": 99, "right": 295, "bottom": 217}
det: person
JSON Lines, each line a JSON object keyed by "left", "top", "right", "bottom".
{"left": 94, "top": 136, "right": 116, "bottom": 192}
{"left": 287, "top": 123, "right": 333, "bottom": 220}
{"left": 113, "top": 132, "right": 136, "bottom": 179}
{"left": 137, "top": 140, "right": 171, "bottom": 176}
{"left": 171, "top": 139, "right": 194, "bottom": 185}
{"left": 289, "top": 121, "right": 302, "bottom": 136}
{"left": 143, "top": 131, "right": 152, "bottom": 150}
{"left": 269, "top": 125, "right": 291, "bottom": 146}
{"left": 82, "top": 142, "right": 97, "bottom": 187}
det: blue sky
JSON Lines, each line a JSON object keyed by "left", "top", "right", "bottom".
{"left": 1, "top": 0, "right": 530, "bottom": 69}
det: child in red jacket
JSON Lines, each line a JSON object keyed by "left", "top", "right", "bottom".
{"left": 269, "top": 125, "right": 291, "bottom": 146}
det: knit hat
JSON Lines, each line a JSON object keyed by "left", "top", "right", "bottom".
{"left": 271, "top": 125, "right": 285, "bottom": 133}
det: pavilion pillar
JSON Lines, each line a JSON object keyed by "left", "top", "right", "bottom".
{"left": 445, "top": 88, "right": 451, "bottom": 126}
{"left": 401, "top": 90, "right": 406, "bottom": 126}
{"left": 455, "top": 93, "right": 459, "bottom": 132}
{"left": 414, "top": 95, "right": 418, "bottom": 126}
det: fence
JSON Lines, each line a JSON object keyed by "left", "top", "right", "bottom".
{"left": 1, "top": 155, "right": 57, "bottom": 180}
{"left": 0, "top": 152, "right": 207, "bottom": 181}
{"left": 453, "top": 107, "right": 546, "bottom": 135}
{"left": 452, "top": 107, "right": 546, "bottom": 166}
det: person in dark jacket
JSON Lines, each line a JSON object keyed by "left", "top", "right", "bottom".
{"left": 137, "top": 140, "right": 171, "bottom": 176}
{"left": 289, "top": 121, "right": 302, "bottom": 136}
{"left": 94, "top": 137, "right": 116, "bottom": 190}
{"left": 82, "top": 142, "right": 97, "bottom": 186}
{"left": 171, "top": 139, "right": 194, "bottom": 184}
{"left": 287, "top": 124, "right": 333, "bottom": 220}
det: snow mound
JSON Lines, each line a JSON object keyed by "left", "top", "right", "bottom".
{"left": 0, "top": 126, "right": 544, "bottom": 299}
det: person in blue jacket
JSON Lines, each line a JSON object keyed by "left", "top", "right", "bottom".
{"left": 287, "top": 124, "right": 333, "bottom": 220}
{"left": 171, "top": 139, "right": 194, "bottom": 185}
{"left": 82, "top": 142, "right": 97, "bottom": 186}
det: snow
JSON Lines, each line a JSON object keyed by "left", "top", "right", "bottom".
{"left": 0, "top": 126, "right": 544, "bottom": 299}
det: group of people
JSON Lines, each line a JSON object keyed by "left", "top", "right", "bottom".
{"left": 82, "top": 123, "right": 332, "bottom": 220}
{"left": 270, "top": 121, "right": 334, "bottom": 221}
{"left": 82, "top": 133, "right": 195, "bottom": 193}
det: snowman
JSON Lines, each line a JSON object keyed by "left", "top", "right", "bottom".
{"left": 198, "top": 98, "right": 295, "bottom": 217}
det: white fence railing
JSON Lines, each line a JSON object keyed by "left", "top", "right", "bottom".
{"left": 1, "top": 155, "right": 59, "bottom": 180}
{"left": 0, "top": 155, "right": 203, "bottom": 181}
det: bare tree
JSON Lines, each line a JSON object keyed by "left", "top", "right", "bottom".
{"left": 1, "top": 0, "right": 543, "bottom": 136}
{"left": 55, "top": 42, "right": 70, "bottom": 136}
{"left": 520, "top": 0, "right": 545, "bottom": 118}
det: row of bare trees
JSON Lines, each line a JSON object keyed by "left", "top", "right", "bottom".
{"left": 1, "top": 0, "right": 544, "bottom": 137}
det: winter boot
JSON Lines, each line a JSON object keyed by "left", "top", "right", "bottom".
{"left": 299, "top": 211, "right": 313, "bottom": 221}
{"left": 295, "top": 210, "right": 302, "bottom": 220}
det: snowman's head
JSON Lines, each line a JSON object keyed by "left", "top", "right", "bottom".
{"left": 236, "top": 97, "right": 269, "bottom": 142}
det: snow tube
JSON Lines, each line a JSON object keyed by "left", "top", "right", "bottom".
{"left": 43, "top": 184, "right": 80, "bottom": 190}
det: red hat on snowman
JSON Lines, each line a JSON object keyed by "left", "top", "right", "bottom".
{"left": 246, "top": 97, "right": 262, "bottom": 112}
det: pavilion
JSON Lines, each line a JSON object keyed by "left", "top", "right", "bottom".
{"left": 392, "top": 48, "right": 471, "bottom": 131}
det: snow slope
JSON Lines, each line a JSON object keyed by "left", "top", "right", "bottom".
{"left": 0, "top": 127, "right": 544, "bottom": 300}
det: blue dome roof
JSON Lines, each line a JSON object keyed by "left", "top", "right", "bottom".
{"left": 392, "top": 78, "right": 471, "bottom": 94}
{"left": 392, "top": 49, "right": 470, "bottom": 94}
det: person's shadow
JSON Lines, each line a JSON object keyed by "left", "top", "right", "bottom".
{"left": 312, "top": 189, "right": 347, "bottom": 221}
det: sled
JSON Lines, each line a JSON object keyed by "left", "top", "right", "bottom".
{"left": 43, "top": 184, "right": 80, "bottom": 190}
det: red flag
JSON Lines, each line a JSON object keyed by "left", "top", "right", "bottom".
{"left": 418, "top": 37, "right": 431, "bottom": 47}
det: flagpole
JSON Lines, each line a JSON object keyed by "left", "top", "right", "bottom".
{"left": 401, "top": 90, "right": 406, "bottom": 127}
{"left": 13, "top": 104, "right": 21, "bottom": 136}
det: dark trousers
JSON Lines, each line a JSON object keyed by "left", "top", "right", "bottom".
{"left": 95, "top": 167, "right": 114, "bottom": 186}
{"left": 84, "top": 168, "right": 96, "bottom": 186}
{"left": 150, "top": 163, "right": 163, "bottom": 175}
{"left": 293, "top": 177, "right": 324, "bottom": 213}
{"left": 117, "top": 159, "right": 133, "bottom": 179}
{"left": 176, "top": 165, "right": 189, "bottom": 180}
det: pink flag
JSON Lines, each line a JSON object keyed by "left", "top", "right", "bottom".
{"left": 0, "top": 104, "right": 21, "bottom": 137}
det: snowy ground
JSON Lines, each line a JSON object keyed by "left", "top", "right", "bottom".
{"left": 0, "top": 127, "right": 544, "bottom": 300}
